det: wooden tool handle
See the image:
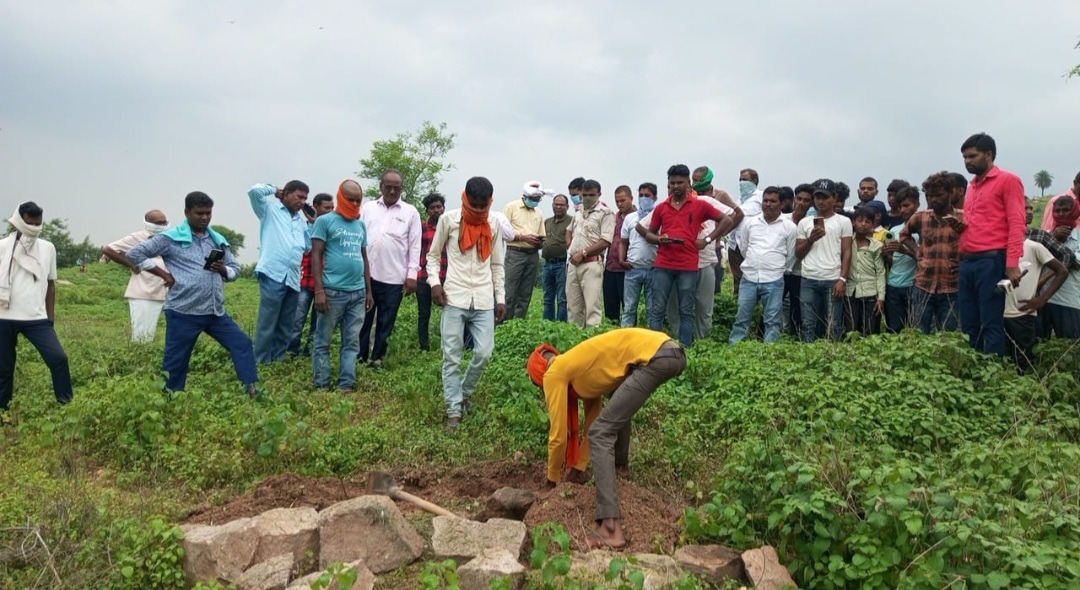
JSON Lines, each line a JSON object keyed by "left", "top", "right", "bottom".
{"left": 392, "top": 490, "right": 460, "bottom": 518}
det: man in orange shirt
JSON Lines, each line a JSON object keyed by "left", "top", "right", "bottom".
{"left": 527, "top": 328, "right": 686, "bottom": 549}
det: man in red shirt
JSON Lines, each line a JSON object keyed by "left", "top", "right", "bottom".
{"left": 417, "top": 192, "right": 447, "bottom": 351}
{"left": 288, "top": 193, "right": 334, "bottom": 356}
{"left": 644, "top": 164, "right": 733, "bottom": 345}
{"left": 958, "top": 133, "right": 1026, "bottom": 356}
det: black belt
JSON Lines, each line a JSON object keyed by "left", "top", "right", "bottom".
{"left": 545, "top": 258, "right": 567, "bottom": 264}
{"left": 960, "top": 249, "right": 1004, "bottom": 262}
{"left": 652, "top": 341, "right": 685, "bottom": 360}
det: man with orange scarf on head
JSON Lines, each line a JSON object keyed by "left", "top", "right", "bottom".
{"left": 527, "top": 328, "right": 685, "bottom": 550}
{"left": 310, "top": 180, "right": 374, "bottom": 391}
{"left": 428, "top": 176, "right": 506, "bottom": 430}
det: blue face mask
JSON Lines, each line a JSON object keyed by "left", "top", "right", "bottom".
{"left": 571, "top": 194, "right": 583, "bottom": 207}
{"left": 524, "top": 198, "right": 541, "bottom": 209}
{"left": 638, "top": 197, "right": 655, "bottom": 215}
{"left": 739, "top": 180, "right": 757, "bottom": 201}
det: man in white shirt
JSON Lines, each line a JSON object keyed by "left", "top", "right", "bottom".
{"left": 102, "top": 210, "right": 170, "bottom": 343}
{"left": 428, "top": 176, "right": 507, "bottom": 431}
{"left": 728, "top": 168, "right": 764, "bottom": 297}
{"left": 0, "top": 202, "right": 72, "bottom": 417}
{"left": 795, "top": 179, "right": 854, "bottom": 342}
{"left": 619, "top": 185, "right": 658, "bottom": 327}
{"left": 1004, "top": 240, "right": 1068, "bottom": 373}
{"left": 358, "top": 169, "right": 422, "bottom": 367}
{"left": 730, "top": 188, "right": 797, "bottom": 344}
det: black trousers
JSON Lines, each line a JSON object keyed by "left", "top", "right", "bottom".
{"left": 845, "top": 296, "right": 880, "bottom": 336}
{"left": 416, "top": 280, "right": 434, "bottom": 351}
{"left": 602, "top": 270, "right": 625, "bottom": 323}
{"left": 1004, "top": 314, "right": 1037, "bottom": 374}
{"left": 358, "top": 280, "right": 404, "bottom": 363}
{"left": 0, "top": 319, "right": 72, "bottom": 411}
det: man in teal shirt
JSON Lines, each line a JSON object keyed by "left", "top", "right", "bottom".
{"left": 311, "top": 180, "right": 373, "bottom": 390}
{"left": 882, "top": 186, "right": 920, "bottom": 332}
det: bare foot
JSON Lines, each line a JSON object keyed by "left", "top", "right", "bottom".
{"left": 587, "top": 518, "right": 628, "bottom": 550}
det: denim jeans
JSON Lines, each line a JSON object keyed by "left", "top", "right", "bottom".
{"left": 800, "top": 278, "right": 844, "bottom": 342}
{"left": 730, "top": 278, "right": 784, "bottom": 344}
{"left": 648, "top": 268, "right": 699, "bottom": 346}
{"left": 958, "top": 252, "right": 1006, "bottom": 355}
{"left": 542, "top": 261, "right": 567, "bottom": 322}
{"left": 313, "top": 288, "right": 367, "bottom": 389}
{"left": 287, "top": 287, "right": 317, "bottom": 356}
{"left": 162, "top": 309, "right": 258, "bottom": 392}
{"left": 441, "top": 306, "right": 495, "bottom": 418}
{"left": 910, "top": 287, "right": 959, "bottom": 334}
{"left": 621, "top": 267, "right": 653, "bottom": 327}
{"left": 884, "top": 285, "right": 912, "bottom": 333}
{"left": 0, "top": 319, "right": 72, "bottom": 410}
{"left": 254, "top": 273, "right": 299, "bottom": 364}
{"left": 358, "top": 280, "right": 405, "bottom": 363}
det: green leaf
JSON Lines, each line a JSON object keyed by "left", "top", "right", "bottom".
{"left": 986, "top": 571, "right": 1010, "bottom": 589}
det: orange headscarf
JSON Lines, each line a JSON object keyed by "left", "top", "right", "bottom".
{"left": 528, "top": 344, "right": 583, "bottom": 469}
{"left": 459, "top": 191, "right": 493, "bottom": 261}
{"left": 1052, "top": 197, "right": 1080, "bottom": 229}
{"left": 336, "top": 180, "right": 362, "bottom": 221}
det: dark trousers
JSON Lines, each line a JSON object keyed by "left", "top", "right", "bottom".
{"left": 884, "top": 285, "right": 912, "bottom": 333}
{"left": 162, "top": 309, "right": 257, "bottom": 392}
{"left": 358, "top": 279, "right": 404, "bottom": 363}
{"left": 846, "top": 296, "right": 881, "bottom": 336}
{"left": 504, "top": 248, "right": 539, "bottom": 320}
{"left": 0, "top": 319, "right": 72, "bottom": 411}
{"left": 958, "top": 252, "right": 1006, "bottom": 356}
{"left": 602, "top": 269, "right": 625, "bottom": 323}
{"left": 287, "top": 287, "right": 317, "bottom": 356}
{"left": 783, "top": 274, "right": 802, "bottom": 337}
{"left": 911, "top": 287, "right": 959, "bottom": 334}
{"left": 416, "top": 280, "right": 434, "bottom": 351}
{"left": 1004, "top": 314, "right": 1038, "bottom": 373}
{"left": 1038, "top": 303, "right": 1080, "bottom": 339}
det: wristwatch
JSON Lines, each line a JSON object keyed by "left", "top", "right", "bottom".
{"left": 704, "top": 236, "right": 714, "bottom": 245}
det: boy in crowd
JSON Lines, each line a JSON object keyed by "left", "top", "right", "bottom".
{"left": 902, "top": 173, "right": 963, "bottom": 334}
{"left": 883, "top": 179, "right": 911, "bottom": 228}
{"left": 882, "top": 186, "right": 920, "bottom": 332}
{"left": 1004, "top": 239, "right": 1068, "bottom": 372}
{"left": 795, "top": 179, "right": 853, "bottom": 342}
{"left": 846, "top": 208, "right": 886, "bottom": 335}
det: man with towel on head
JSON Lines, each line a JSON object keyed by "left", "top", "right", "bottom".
{"left": 102, "top": 210, "right": 171, "bottom": 343}
{"left": 502, "top": 181, "right": 547, "bottom": 320}
{"left": 0, "top": 202, "right": 72, "bottom": 420}
{"left": 527, "top": 328, "right": 686, "bottom": 549}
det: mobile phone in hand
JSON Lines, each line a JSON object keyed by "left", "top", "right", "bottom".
{"left": 302, "top": 204, "right": 317, "bottom": 218}
{"left": 813, "top": 217, "right": 825, "bottom": 229}
{"left": 670, "top": 238, "right": 685, "bottom": 244}
{"left": 204, "top": 248, "right": 225, "bottom": 270}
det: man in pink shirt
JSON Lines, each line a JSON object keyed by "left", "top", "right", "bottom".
{"left": 1040, "top": 171, "right": 1080, "bottom": 231}
{"left": 957, "top": 133, "right": 1027, "bottom": 356}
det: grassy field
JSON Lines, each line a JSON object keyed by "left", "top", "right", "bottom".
{"left": 1, "top": 261, "right": 1078, "bottom": 589}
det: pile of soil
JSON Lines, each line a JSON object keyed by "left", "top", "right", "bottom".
{"left": 185, "top": 473, "right": 366, "bottom": 525}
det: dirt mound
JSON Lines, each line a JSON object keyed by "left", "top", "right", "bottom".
{"left": 524, "top": 481, "right": 681, "bottom": 554}
{"left": 185, "top": 473, "right": 366, "bottom": 525}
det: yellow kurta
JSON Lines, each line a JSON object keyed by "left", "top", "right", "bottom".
{"left": 543, "top": 328, "right": 670, "bottom": 482}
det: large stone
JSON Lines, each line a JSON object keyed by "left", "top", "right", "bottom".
{"left": 742, "top": 546, "right": 798, "bottom": 590}
{"left": 457, "top": 548, "right": 526, "bottom": 590}
{"left": 286, "top": 559, "right": 375, "bottom": 590}
{"left": 673, "top": 544, "right": 744, "bottom": 584}
{"left": 182, "top": 518, "right": 260, "bottom": 585}
{"left": 236, "top": 553, "right": 294, "bottom": 590}
{"left": 569, "top": 551, "right": 684, "bottom": 590}
{"left": 431, "top": 516, "right": 527, "bottom": 562}
{"left": 479, "top": 487, "right": 536, "bottom": 521}
{"left": 252, "top": 507, "right": 320, "bottom": 569}
{"left": 317, "top": 495, "right": 424, "bottom": 573}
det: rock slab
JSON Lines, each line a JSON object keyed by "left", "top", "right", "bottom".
{"left": 317, "top": 495, "right": 424, "bottom": 573}
{"left": 569, "top": 550, "right": 684, "bottom": 590}
{"left": 431, "top": 516, "right": 527, "bottom": 562}
{"left": 236, "top": 553, "right": 294, "bottom": 590}
{"left": 673, "top": 544, "right": 744, "bottom": 584}
{"left": 480, "top": 487, "right": 536, "bottom": 521}
{"left": 286, "top": 559, "right": 375, "bottom": 590}
{"left": 457, "top": 547, "right": 526, "bottom": 590}
{"left": 742, "top": 545, "right": 798, "bottom": 590}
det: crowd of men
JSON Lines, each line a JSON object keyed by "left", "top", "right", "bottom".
{"left": 2, "top": 133, "right": 1079, "bottom": 427}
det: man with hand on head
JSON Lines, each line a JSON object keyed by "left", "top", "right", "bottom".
{"left": 102, "top": 209, "right": 171, "bottom": 343}
{"left": 528, "top": 328, "right": 686, "bottom": 550}
{"left": 503, "top": 181, "right": 547, "bottom": 320}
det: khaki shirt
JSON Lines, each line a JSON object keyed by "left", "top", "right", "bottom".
{"left": 503, "top": 199, "right": 546, "bottom": 249}
{"left": 567, "top": 205, "right": 616, "bottom": 257}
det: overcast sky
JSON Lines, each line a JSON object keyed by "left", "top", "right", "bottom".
{"left": 2, "top": 1, "right": 1078, "bottom": 262}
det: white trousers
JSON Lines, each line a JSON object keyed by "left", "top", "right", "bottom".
{"left": 129, "top": 298, "right": 165, "bottom": 343}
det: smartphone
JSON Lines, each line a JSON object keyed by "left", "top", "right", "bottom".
{"left": 203, "top": 248, "right": 225, "bottom": 270}
{"left": 813, "top": 218, "right": 825, "bottom": 230}
{"left": 885, "top": 231, "right": 895, "bottom": 241}
{"left": 302, "top": 204, "right": 317, "bottom": 218}
{"left": 670, "top": 238, "right": 686, "bottom": 244}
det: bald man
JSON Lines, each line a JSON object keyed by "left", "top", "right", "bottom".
{"left": 102, "top": 210, "right": 171, "bottom": 342}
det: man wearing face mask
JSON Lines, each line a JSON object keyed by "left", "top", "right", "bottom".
{"left": 502, "top": 182, "right": 547, "bottom": 320}
{"left": 619, "top": 183, "right": 659, "bottom": 326}
{"left": 102, "top": 210, "right": 171, "bottom": 343}
{"left": 566, "top": 179, "right": 615, "bottom": 329}
{"left": 0, "top": 202, "right": 72, "bottom": 420}
{"left": 568, "top": 177, "right": 586, "bottom": 211}
{"left": 727, "top": 168, "right": 763, "bottom": 297}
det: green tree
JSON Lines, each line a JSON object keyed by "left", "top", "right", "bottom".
{"left": 1033, "top": 170, "right": 1054, "bottom": 197}
{"left": 357, "top": 121, "right": 456, "bottom": 208}
{"left": 1068, "top": 37, "right": 1080, "bottom": 79}
{"left": 211, "top": 225, "right": 245, "bottom": 257}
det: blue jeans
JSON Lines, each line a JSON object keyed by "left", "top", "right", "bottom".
{"left": 287, "top": 287, "right": 317, "bottom": 356}
{"left": 313, "top": 288, "right": 367, "bottom": 389}
{"left": 648, "top": 268, "right": 699, "bottom": 346}
{"left": 358, "top": 280, "right": 405, "bottom": 363}
{"left": 958, "top": 252, "right": 1006, "bottom": 355}
{"left": 254, "top": 273, "right": 299, "bottom": 364}
{"left": 884, "top": 285, "right": 912, "bottom": 333}
{"left": 730, "top": 278, "right": 784, "bottom": 344}
{"left": 441, "top": 306, "right": 495, "bottom": 418}
{"left": 0, "top": 319, "right": 72, "bottom": 410}
{"left": 542, "top": 260, "right": 567, "bottom": 321}
{"left": 910, "top": 287, "right": 959, "bottom": 334}
{"left": 162, "top": 309, "right": 258, "bottom": 392}
{"left": 800, "top": 278, "right": 844, "bottom": 342}
{"left": 621, "top": 267, "right": 653, "bottom": 327}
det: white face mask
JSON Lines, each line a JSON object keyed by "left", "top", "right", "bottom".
{"left": 145, "top": 221, "right": 168, "bottom": 235}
